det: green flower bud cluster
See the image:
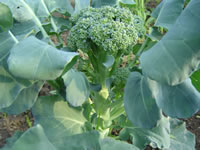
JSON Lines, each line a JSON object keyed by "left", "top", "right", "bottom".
{"left": 113, "top": 67, "right": 130, "bottom": 87}
{"left": 67, "top": 6, "right": 140, "bottom": 53}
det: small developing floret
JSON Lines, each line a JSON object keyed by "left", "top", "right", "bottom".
{"left": 113, "top": 67, "right": 130, "bottom": 87}
{"left": 67, "top": 6, "right": 141, "bottom": 54}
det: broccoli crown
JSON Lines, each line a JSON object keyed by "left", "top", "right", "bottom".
{"left": 113, "top": 67, "right": 130, "bottom": 87}
{"left": 67, "top": 6, "right": 140, "bottom": 53}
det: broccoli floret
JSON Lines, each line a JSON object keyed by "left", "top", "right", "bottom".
{"left": 113, "top": 67, "right": 130, "bottom": 87}
{"left": 67, "top": 6, "right": 140, "bottom": 54}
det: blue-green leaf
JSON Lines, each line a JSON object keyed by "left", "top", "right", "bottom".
{"left": 0, "top": 32, "right": 33, "bottom": 109}
{"left": 101, "top": 138, "right": 139, "bottom": 150}
{"left": 0, "top": 2, "right": 13, "bottom": 31}
{"left": 92, "top": 0, "right": 118, "bottom": 8}
{"left": 8, "top": 36, "right": 78, "bottom": 80}
{"left": 152, "top": 0, "right": 184, "bottom": 29}
{"left": 150, "top": 78, "right": 200, "bottom": 118}
{"left": 56, "top": 131, "right": 101, "bottom": 150}
{"left": 7, "top": 125, "right": 57, "bottom": 150}
{"left": 124, "top": 72, "right": 161, "bottom": 128}
{"left": 0, "top": 81, "right": 43, "bottom": 114}
{"left": 1, "top": 131, "right": 23, "bottom": 150}
{"left": 119, "top": 0, "right": 135, "bottom": 5}
{"left": 62, "top": 69, "right": 90, "bottom": 107}
{"left": 103, "top": 55, "right": 115, "bottom": 68}
{"left": 120, "top": 116, "right": 170, "bottom": 149}
{"left": 32, "top": 96, "right": 88, "bottom": 150}
{"left": 75, "top": 0, "right": 90, "bottom": 13}
{"left": 164, "top": 119, "right": 195, "bottom": 150}
{"left": 141, "top": 0, "right": 200, "bottom": 85}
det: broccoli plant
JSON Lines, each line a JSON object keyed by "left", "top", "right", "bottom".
{"left": 0, "top": 0, "right": 199, "bottom": 150}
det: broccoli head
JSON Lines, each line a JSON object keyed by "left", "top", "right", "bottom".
{"left": 67, "top": 6, "right": 140, "bottom": 53}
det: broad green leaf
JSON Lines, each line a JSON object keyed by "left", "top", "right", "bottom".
{"left": 62, "top": 69, "right": 90, "bottom": 107}
{"left": 148, "top": 27, "right": 163, "bottom": 41}
{"left": 149, "top": 78, "right": 200, "bottom": 118}
{"left": 52, "top": 16, "right": 71, "bottom": 32}
{"left": 0, "top": 31, "right": 15, "bottom": 61}
{"left": 0, "top": 0, "right": 73, "bottom": 18}
{"left": 140, "top": 0, "right": 200, "bottom": 85}
{"left": 119, "top": 0, "right": 135, "bottom": 5}
{"left": 0, "top": 2, "right": 13, "bottom": 31}
{"left": 110, "top": 99, "right": 125, "bottom": 120}
{"left": 42, "top": 0, "right": 74, "bottom": 14}
{"left": 0, "top": 32, "right": 33, "bottom": 109}
{"left": 23, "top": 0, "right": 74, "bottom": 17}
{"left": 0, "top": 81, "right": 43, "bottom": 114}
{"left": 152, "top": 0, "right": 184, "bottom": 29}
{"left": 61, "top": 55, "right": 79, "bottom": 76}
{"left": 92, "top": 0, "right": 118, "bottom": 8}
{"left": 120, "top": 116, "right": 170, "bottom": 149}
{"left": 56, "top": 131, "right": 101, "bottom": 150}
{"left": 124, "top": 72, "right": 161, "bottom": 128}
{"left": 164, "top": 119, "right": 195, "bottom": 150}
{"left": 0, "top": 0, "right": 40, "bottom": 40}
{"left": 11, "top": 3, "right": 33, "bottom": 22}
{"left": 151, "top": 1, "right": 163, "bottom": 19}
{"left": 93, "top": 92, "right": 111, "bottom": 120}
{"left": 191, "top": 69, "right": 200, "bottom": 92}
{"left": 32, "top": 96, "right": 88, "bottom": 150}
{"left": 1, "top": 131, "right": 23, "bottom": 150}
{"left": 101, "top": 138, "right": 139, "bottom": 150}
{"left": 75, "top": 0, "right": 90, "bottom": 13}
{"left": 8, "top": 125, "right": 57, "bottom": 150}
{"left": 11, "top": 20, "right": 38, "bottom": 40}
{"left": 8, "top": 36, "right": 78, "bottom": 80}
{"left": 2, "top": 125, "right": 101, "bottom": 150}
{"left": 0, "top": 0, "right": 72, "bottom": 39}
{"left": 0, "top": 1, "right": 39, "bottom": 40}
{"left": 103, "top": 55, "right": 114, "bottom": 68}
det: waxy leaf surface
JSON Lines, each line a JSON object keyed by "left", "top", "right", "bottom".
{"left": 0, "top": 2, "right": 13, "bottom": 31}
{"left": 6, "top": 125, "right": 57, "bottom": 150}
{"left": 152, "top": 0, "right": 184, "bottom": 29}
{"left": 75, "top": 0, "right": 90, "bottom": 13}
{"left": 120, "top": 116, "right": 170, "bottom": 149}
{"left": 8, "top": 36, "right": 78, "bottom": 80}
{"left": 150, "top": 79, "right": 200, "bottom": 118}
{"left": 32, "top": 96, "right": 88, "bottom": 150}
{"left": 0, "top": 32, "right": 34, "bottom": 109}
{"left": 0, "top": 81, "right": 43, "bottom": 114}
{"left": 141, "top": 0, "right": 200, "bottom": 85}
{"left": 124, "top": 72, "right": 161, "bottom": 128}
{"left": 62, "top": 69, "right": 90, "bottom": 107}
{"left": 92, "top": 0, "right": 118, "bottom": 8}
{"left": 101, "top": 138, "right": 139, "bottom": 150}
{"left": 164, "top": 119, "right": 195, "bottom": 150}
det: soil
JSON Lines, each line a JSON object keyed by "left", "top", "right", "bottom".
{"left": 0, "top": 111, "right": 33, "bottom": 148}
{"left": 184, "top": 112, "right": 200, "bottom": 150}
